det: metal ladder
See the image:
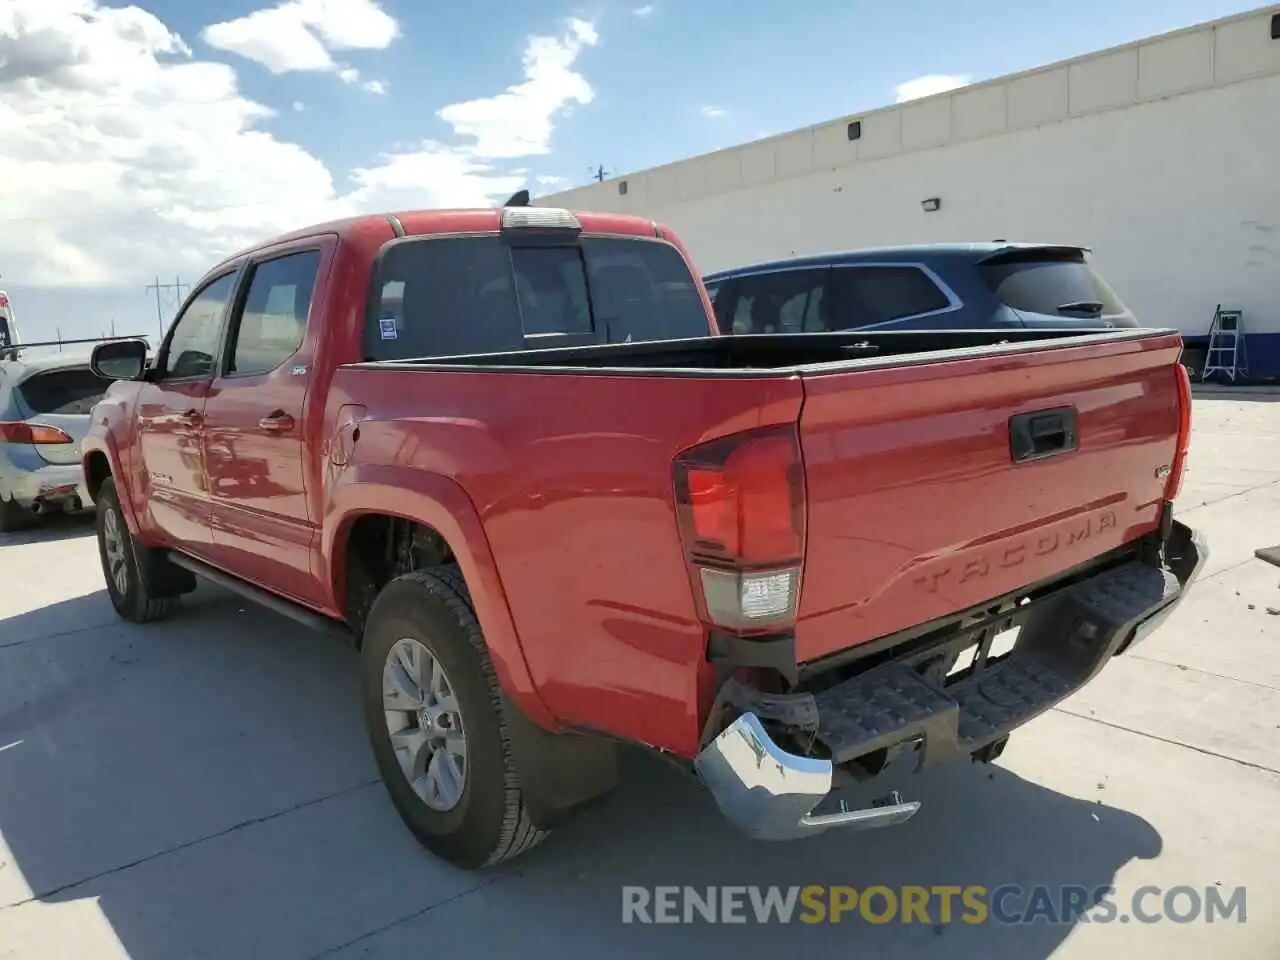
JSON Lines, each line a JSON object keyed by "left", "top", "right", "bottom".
{"left": 1202, "top": 305, "right": 1248, "bottom": 383}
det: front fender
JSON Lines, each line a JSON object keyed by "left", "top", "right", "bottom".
{"left": 323, "top": 464, "right": 559, "bottom": 731}
{"left": 81, "top": 431, "right": 141, "bottom": 536}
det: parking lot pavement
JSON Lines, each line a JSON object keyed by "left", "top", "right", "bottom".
{"left": 0, "top": 392, "right": 1277, "bottom": 960}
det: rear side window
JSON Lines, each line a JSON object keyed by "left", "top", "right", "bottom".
{"left": 982, "top": 256, "right": 1130, "bottom": 319}
{"left": 19, "top": 367, "right": 106, "bottom": 415}
{"left": 228, "top": 251, "right": 321, "bottom": 376}
{"left": 828, "top": 266, "right": 952, "bottom": 327}
{"left": 366, "top": 235, "right": 710, "bottom": 359}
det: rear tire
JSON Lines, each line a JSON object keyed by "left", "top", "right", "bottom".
{"left": 96, "top": 478, "right": 183, "bottom": 623}
{"left": 361, "top": 566, "right": 548, "bottom": 869}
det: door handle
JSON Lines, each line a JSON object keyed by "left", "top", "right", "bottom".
{"left": 258, "top": 411, "right": 296, "bottom": 434}
{"left": 1010, "top": 406, "right": 1078, "bottom": 462}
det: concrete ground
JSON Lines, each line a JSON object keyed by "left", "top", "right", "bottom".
{"left": 0, "top": 386, "right": 1277, "bottom": 959}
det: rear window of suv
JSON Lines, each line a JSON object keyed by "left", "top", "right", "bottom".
{"left": 365, "top": 235, "right": 710, "bottom": 360}
{"left": 981, "top": 253, "right": 1131, "bottom": 320}
{"left": 19, "top": 367, "right": 107, "bottom": 415}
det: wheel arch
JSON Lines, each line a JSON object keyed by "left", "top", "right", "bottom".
{"left": 325, "top": 465, "right": 557, "bottom": 730}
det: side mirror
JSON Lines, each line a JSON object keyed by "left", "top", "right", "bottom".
{"left": 91, "top": 338, "right": 149, "bottom": 381}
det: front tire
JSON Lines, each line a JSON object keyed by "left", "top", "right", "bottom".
{"left": 96, "top": 478, "right": 183, "bottom": 623}
{"left": 361, "top": 567, "right": 547, "bottom": 869}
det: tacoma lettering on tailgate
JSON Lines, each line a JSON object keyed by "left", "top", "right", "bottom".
{"left": 913, "top": 510, "right": 1117, "bottom": 595}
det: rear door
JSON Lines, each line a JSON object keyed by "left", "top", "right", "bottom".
{"left": 793, "top": 331, "right": 1183, "bottom": 664}
{"left": 202, "top": 245, "right": 327, "bottom": 606}
{"left": 14, "top": 365, "right": 107, "bottom": 465}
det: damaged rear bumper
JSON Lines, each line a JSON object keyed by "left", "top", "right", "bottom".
{"left": 695, "top": 520, "right": 1207, "bottom": 842}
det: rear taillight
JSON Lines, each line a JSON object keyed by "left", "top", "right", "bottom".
{"left": 1166, "top": 363, "right": 1192, "bottom": 500}
{"left": 673, "top": 425, "right": 805, "bottom": 633}
{"left": 0, "top": 422, "right": 73, "bottom": 445}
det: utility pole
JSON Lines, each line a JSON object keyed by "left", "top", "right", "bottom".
{"left": 145, "top": 275, "right": 189, "bottom": 340}
{"left": 589, "top": 164, "right": 612, "bottom": 183}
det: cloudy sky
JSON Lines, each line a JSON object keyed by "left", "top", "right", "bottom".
{"left": 0, "top": 0, "right": 1257, "bottom": 342}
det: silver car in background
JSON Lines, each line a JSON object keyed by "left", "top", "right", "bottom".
{"left": 0, "top": 354, "right": 105, "bottom": 532}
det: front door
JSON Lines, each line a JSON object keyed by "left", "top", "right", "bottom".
{"left": 202, "top": 248, "right": 324, "bottom": 606}
{"left": 135, "top": 271, "right": 238, "bottom": 552}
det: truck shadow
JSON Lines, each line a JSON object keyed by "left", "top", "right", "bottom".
{"left": 0, "top": 588, "right": 1161, "bottom": 960}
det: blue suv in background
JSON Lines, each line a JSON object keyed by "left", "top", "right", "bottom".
{"left": 702, "top": 243, "right": 1138, "bottom": 336}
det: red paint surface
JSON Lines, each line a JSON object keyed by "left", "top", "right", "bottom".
{"left": 83, "top": 208, "right": 1185, "bottom": 761}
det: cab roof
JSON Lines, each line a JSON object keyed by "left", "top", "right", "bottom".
{"left": 214, "top": 208, "right": 664, "bottom": 271}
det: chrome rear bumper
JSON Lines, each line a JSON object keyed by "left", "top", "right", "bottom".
{"left": 695, "top": 521, "right": 1206, "bottom": 842}
{"left": 693, "top": 712, "right": 920, "bottom": 841}
{"left": 1123, "top": 521, "right": 1209, "bottom": 651}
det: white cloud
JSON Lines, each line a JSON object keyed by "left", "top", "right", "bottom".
{"left": 362, "top": 78, "right": 387, "bottom": 94}
{"left": 292, "top": 100, "right": 306, "bottom": 111}
{"left": 347, "top": 146, "right": 527, "bottom": 211}
{"left": 536, "top": 175, "right": 569, "bottom": 187}
{"left": 632, "top": 4, "right": 655, "bottom": 17}
{"left": 701, "top": 105, "right": 726, "bottom": 118}
{"left": 438, "top": 18, "right": 598, "bottom": 159}
{"left": 894, "top": 74, "right": 970, "bottom": 103}
{"left": 338, "top": 66, "right": 359, "bottom": 83}
{"left": 202, "top": 0, "right": 398, "bottom": 79}
{"left": 0, "top": 5, "right": 599, "bottom": 288}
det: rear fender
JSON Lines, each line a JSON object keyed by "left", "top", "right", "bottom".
{"left": 323, "top": 464, "right": 559, "bottom": 731}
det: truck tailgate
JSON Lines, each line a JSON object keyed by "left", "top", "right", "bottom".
{"left": 795, "top": 331, "right": 1184, "bottom": 664}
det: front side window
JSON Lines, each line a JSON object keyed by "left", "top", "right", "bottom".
{"left": 228, "top": 251, "right": 321, "bottom": 376}
{"left": 163, "top": 273, "right": 236, "bottom": 379}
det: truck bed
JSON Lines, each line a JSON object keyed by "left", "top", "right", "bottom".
{"left": 335, "top": 325, "right": 1186, "bottom": 755}
{"left": 354, "top": 326, "right": 1147, "bottom": 374}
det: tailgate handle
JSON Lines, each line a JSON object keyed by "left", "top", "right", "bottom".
{"left": 1010, "top": 407, "right": 1078, "bottom": 462}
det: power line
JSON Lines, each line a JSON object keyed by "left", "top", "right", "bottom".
{"left": 145, "top": 276, "right": 189, "bottom": 341}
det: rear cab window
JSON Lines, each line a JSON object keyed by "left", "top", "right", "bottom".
{"left": 981, "top": 251, "right": 1135, "bottom": 325}
{"left": 365, "top": 234, "right": 710, "bottom": 360}
{"left": 18, "top": 367, "right": 107, "bottom": 415}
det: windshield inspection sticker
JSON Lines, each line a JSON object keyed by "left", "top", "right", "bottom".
{"left": 379, "top": 317, "right": 398, "bottom": 340}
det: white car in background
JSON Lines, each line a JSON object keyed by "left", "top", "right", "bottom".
{"left": 0, "top": 352, "right": 103, "bottom": 531}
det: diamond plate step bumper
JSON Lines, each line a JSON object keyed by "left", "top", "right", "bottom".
{"left": 696, "top": 521, "right": 1206, "bottom": 841}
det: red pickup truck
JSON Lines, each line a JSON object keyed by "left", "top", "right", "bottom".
{"left": 82, "top": 204, "right": 1206, "bottom": 869}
